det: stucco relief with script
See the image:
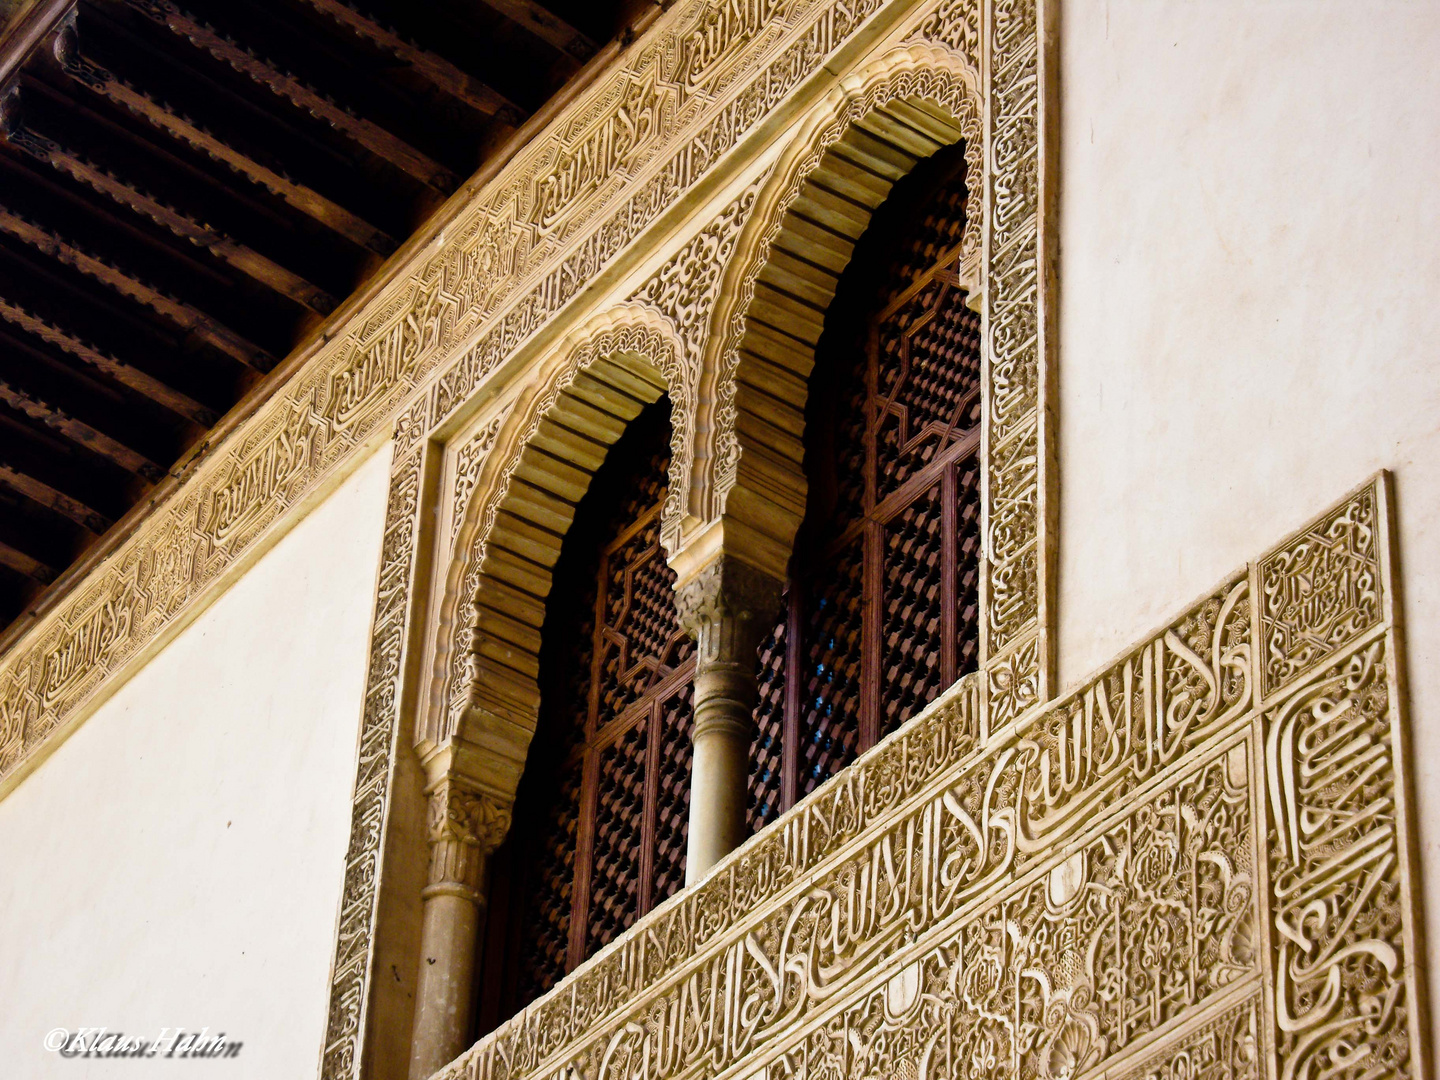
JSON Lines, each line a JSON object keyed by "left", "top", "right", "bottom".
{"left": 428, "top": 476, "right": 1427, "bottom": 1080}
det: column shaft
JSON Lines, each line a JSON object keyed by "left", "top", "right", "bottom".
{"left": 408, "top": 781, "right": 510, "bottom": 1080}
{"left": 677, "top": 557, "right": 781, "bottom": 884}
{"left": 409, "top": 889, "right": 481, "bottom": 1079}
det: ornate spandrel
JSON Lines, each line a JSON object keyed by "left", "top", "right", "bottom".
{"left": 427, "top": 475, "right": 1426, "bottom": 1080}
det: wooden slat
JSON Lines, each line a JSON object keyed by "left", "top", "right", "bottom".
{"left": 0, "top": 377, "right": 163, "bottom": 480}
{"left": 125, "top": 0, "right": 458, "bottom": 191}
{"left": 0, "top": 107, "right": 339, "bottom": 313}
{"left": 297, "top": 0, "right": 521, "bottom": 119}
{"left": 0, "top": 296, "right": 216, "bottom": 424}
{"left": 0, "top": 461, "right": 110, "bottom": 532}
{"left": 478, "top": 0, "right": 597, "bottom": 59}
{"left": 0, "top": 537, "right": 56, "bottom": 584}
{"left": 56, "top": 24, "right": 397, "bottom": 254}
{"left": 0, "top": 203, "right": 275, "bottom": 371}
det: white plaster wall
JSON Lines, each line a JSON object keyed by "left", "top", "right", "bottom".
{"left": 0, "top": 444, "right": 392, "bottom": 1075}
{"left": 1058, "top": 0, "right": 1440, "bottom": 1047}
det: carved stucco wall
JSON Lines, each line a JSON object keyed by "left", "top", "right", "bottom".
{"left": 1056, "top": 0, "right": 1440, "bottom": 1059}
{"left": 427, "top": 476, "right": 1428, "bottom": 1080}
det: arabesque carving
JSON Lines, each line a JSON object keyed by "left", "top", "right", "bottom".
{"left": 425, "top": 779, "right": 513, "bottom": 898}
{"left": 450, "top": 412, "right": 510, "bottom": 546}
{"left": 423, "top": 475, "right": 1426, "bottom": 1080}
{"left": 434, "top": 311, "right": 683, "bottom": 754}
{"left": 981, "top": 0, "right": 1051, "bottom": 725}
{"left": 432, "top": 175, "right": 762, "bottom": 754}
{"left": 322, "top": 447, "right": 427, "bottom": 1080}
{"left": 694, "top": 47, "right": 983, "bottom": 579}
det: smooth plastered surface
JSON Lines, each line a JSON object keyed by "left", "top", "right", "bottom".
{"left": 0, "top": 445, "right": 392, "bottom": 1075}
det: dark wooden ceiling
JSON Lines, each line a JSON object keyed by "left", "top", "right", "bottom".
{"left": 0, "top": 0, "right": 645, "bottom": 639}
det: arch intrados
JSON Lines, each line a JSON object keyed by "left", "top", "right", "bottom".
{"left": 685, "top": 46, "right": 981, "bottom": 584}
{"left": 428, "top": 311, "right": 689, "bottom": 803}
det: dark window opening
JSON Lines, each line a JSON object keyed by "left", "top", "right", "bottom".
{"left": 748, "top": 139, "right": 981, "bottom": 828}
{"left": 475, "top": 401, "right": 693, "bottom": 1033}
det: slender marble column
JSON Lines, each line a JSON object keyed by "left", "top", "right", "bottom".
{"left": 408, "top": 780, "right": 510, "bottom": 1080}
{"left": 676, "top": 556, "right": 782, "bottom": 883}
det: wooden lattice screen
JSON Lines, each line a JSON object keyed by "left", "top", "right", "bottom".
{"left": 476, "top": 404, "right": 696, "bottom": 1032}
{"left": 748, "top": 141, "right": 981, "bottom": 830}
{"left": 476, "top": 142, "right": 980, "bottom": 1033}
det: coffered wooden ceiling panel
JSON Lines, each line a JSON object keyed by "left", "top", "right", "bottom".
{"left": 0, "top": 0, "right": 644, "bottom": 638}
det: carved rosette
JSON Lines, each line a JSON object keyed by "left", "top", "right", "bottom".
{"left": 423, "top": 780, "right": 512, "bottom": 903}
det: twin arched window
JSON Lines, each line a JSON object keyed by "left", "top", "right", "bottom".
{"left": 474, "top": 141, "right": 980, "bottom": 1034}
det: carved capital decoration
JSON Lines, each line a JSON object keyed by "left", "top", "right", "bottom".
{"left": 674, "top": 556, "right": 784, "bottom": 675}
{"left": 423, "top": 780, "right": 512, "bottom": 902}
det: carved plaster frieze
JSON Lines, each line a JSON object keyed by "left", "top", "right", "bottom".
{"left": 426, "top": 475, "right": 1426, "bottom": 1080}
{"left": 980, "top": 0, "right": 1052, "bottom": 725}
{"left": 322, "top": 447, "right": 427, "bottom": 1080}
{"left": 449, "top": 412, "right": 510, "bottom": 547}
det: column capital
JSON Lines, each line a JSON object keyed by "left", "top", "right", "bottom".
{"left": 423, "top": 778, "right": 512, "bottom": 902}
{"left": 674, "top": 554, "right": 783, "bottom": 671}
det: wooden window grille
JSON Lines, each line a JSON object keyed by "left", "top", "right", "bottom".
{"left": 476, "top": 404, "right": 695, "bottom": 1031}
{"left": 747, "top": 141, "right": 981, "bottom": 830}
{"left": 476, "top": 142, "right": 979, "bottom": 1033}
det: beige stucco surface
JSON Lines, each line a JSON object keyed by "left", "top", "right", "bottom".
{"left": 1058, "top": 0, "right": 1440, "bottom": 1045}
{"left": 0, "top": 443, "right": 392, "bottom": 1075}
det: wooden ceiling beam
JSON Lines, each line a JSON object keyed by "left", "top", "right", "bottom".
{"left": 0, "top": 294, "right": 217, "bottom": 424}
{"left": 54, "top": 21, "right": 398, "bottom": 256}
{"left": 296, "top": 0, "right": 522, "bottom": 121}
{"left": 124, "top": 0, "right": 458, "bottom": 192}
{"left": 0, "top": 537, "right": 56, "bottom": 585}
{"left": 0, "top": 460, "right": 111, "bottom": 533}
{"left": 0, "top": 92, "right": 340, "bottom": 314}
{"left": 0, "top": 203, "right": 276, "bottom": 372}
{"left": 478, "top": 0, "right": 597, "bottom": 60}
{"left": 0, "top": 377, "right": 164, "bottom": 481}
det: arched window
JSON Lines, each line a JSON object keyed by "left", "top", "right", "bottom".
{"left": 749, "top": 140, "right": 981, "bottom": 827}
{"left": 474, "top": 141, "right": 979, "bottom": 1035}
{"left": 475, "top": 402, "right": 696, "bottom": 1033}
